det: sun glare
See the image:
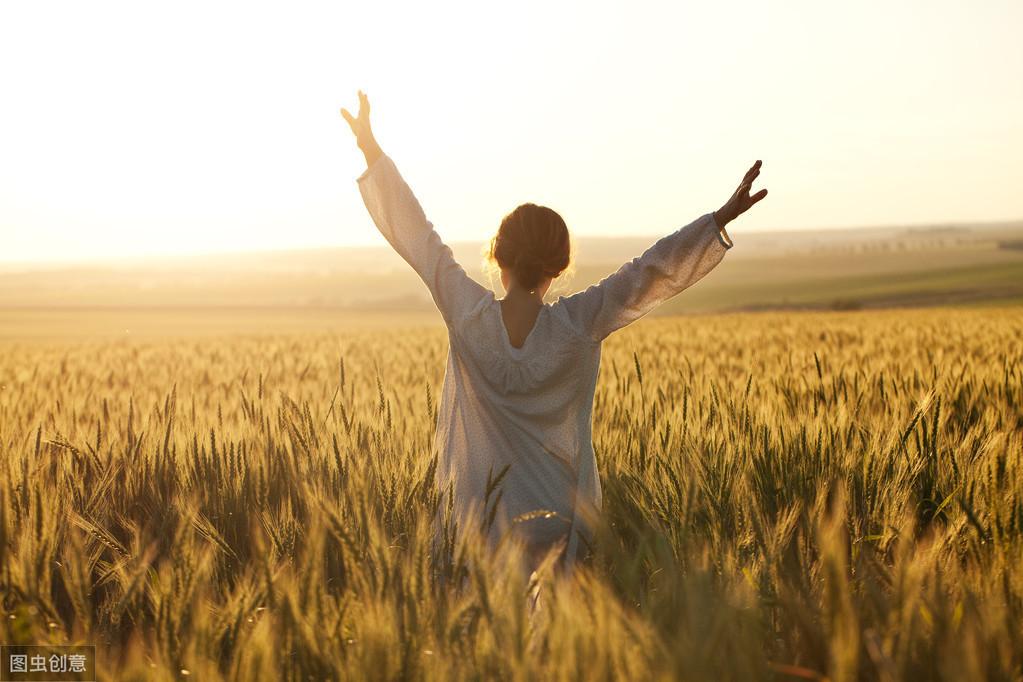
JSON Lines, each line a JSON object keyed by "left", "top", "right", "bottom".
{"left": 1, "top": 0, "right": 1021, "bottom": 264}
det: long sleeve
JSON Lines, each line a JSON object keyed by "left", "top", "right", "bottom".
{"left": 559, "top": 212, "right": 732, "bottom": 342}
{"left": 357, "top": 153, "right": 490, "bottom": 326}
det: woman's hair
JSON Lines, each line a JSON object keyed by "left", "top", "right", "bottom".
{"left": 482, "top": 203, "right": 575, "bottom": 293}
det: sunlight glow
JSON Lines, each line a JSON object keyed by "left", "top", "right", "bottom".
{"left": 1, "top": 0, "right": 1021, "bottom": 263}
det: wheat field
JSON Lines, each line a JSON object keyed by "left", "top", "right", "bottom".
{"left": 1, "top": 306, "right": 1021, "bottom": 681}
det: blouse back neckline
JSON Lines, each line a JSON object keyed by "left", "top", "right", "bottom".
{"left": 494, "top": 296, "right": 550, "bottom": 358}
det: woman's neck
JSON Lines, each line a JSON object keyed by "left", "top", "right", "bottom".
{"left": 501, "top": 286, "right": 544, "bottom": 305}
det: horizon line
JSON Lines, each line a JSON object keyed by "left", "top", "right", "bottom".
{"left": 3, "top": 215, "right": 1021, "bottom": 269}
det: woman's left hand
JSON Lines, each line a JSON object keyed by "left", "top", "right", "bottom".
{"left": 341, "top": 89, "right": 383, "bottom": 166}
{"left": 340, "top": 90, "right": 375, "bottom": 144}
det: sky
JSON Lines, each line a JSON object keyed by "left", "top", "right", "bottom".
{"left": 1, "top": 0, "right": 1021, "bottom": 264}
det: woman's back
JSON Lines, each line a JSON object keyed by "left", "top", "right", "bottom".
{"left": 439, "top": 290, "right": 605, "bottom": 566}
{"left": 354, "top": 151, "right": 735, "bottom": 572}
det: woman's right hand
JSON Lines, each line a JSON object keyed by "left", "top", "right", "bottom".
{"left": 714, "top": 160, "right": 768, "bottom": 228}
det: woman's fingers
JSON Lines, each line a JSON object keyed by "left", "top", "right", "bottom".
{"left": 724, "top": 160, "right": 766, "bottom": 219}
{"left": 340, "top": 108, "right": 359, "bottom": 137}
{"left": 742, "top": 160, "right": 762, "bottom": 183}
{"left": 736, "top": 170, "right": 760, "bottom": 193}
{"left": 341, "top": 89, "right": 371, "bottom": 130}
{"left": 738, "top": 161, "right": 764, "bottom": 194}
{"left": 722, "top": 161, "right": 766, "bottom": 219}
{"left": 742, "top": 161, "right": 761, "bottom": 185}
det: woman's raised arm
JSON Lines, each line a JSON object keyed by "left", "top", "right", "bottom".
{"left": 559, "top": 161, "right": 767, "bottom": 342}
{"left": 341, "top": 91, "right": 489, "bottom": 326}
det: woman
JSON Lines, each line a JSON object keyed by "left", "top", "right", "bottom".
{"left": 340, "top": 90, "right": 767, "bottom": 585}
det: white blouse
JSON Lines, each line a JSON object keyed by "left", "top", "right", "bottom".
{"left": 356, "top": 153, "right": 733, "bottom": 571}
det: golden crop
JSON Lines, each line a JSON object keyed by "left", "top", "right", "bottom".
{"left": 1, "top": 306, "right": 1021, "bottom": 680}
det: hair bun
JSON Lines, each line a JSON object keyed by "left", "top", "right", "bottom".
{"left": 513, "top": 252, "right": 543, "bottom": 268}
{"left": 487, "top": 202, "right": 572, "bottom": 290}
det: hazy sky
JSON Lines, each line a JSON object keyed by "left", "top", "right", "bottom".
{"left": 1, "top": 0, "right": 1021, "bottom": 263}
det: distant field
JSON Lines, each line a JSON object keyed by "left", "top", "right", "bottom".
{"left": 2, "top": 220, "right": 1021, "bottom": 315}
{"left": 647, "top": 256, "right": 1023, "bottom": 314}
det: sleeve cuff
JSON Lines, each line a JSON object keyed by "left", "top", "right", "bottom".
{"left": 710, "top": 212, "right": 734, "bottom": 249}
{"left": 356, "top": 153, "right": 389, "bottom": 184}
